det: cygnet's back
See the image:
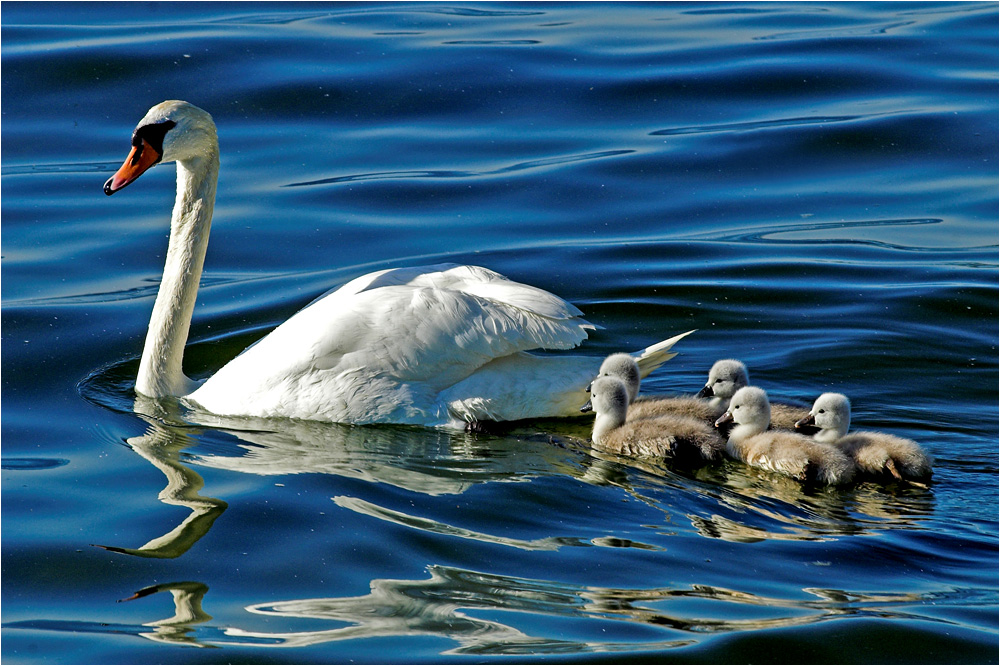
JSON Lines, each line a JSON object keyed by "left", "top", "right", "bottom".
{"left": 582, "top": 376, "right": 724, "bottom": 461}
{"left": 799, "top": 392, "right": 932, "bottom": 483}
{"left": 718, "top": 386, "right": 854, "bottom": 485}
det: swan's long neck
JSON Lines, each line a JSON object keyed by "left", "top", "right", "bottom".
{"left": 136, "top": 151, "right": 218, "bottom": 398}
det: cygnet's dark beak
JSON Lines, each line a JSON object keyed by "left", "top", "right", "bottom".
{"left": 696, "top": 385, "right": 714, "bottom": 399}
{"left": 580, "top": 400, "right": 593, "bottom": 413}
{"left": 795, "top": 414, "right": 816, "bottom": 430}
{"left": 714, "top": 411, "right": 733, "bottom": 428}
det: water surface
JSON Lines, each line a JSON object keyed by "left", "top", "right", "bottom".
{"left": 2, "top": 2, "right": 997, "bottom": 663}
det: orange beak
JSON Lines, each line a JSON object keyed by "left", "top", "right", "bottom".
{"left": 103, "top": 139, "right": 161, "bottom": 195}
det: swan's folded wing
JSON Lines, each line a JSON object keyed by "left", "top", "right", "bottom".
{"left": 309, "top": 278, "right": 593, "bottom": 384}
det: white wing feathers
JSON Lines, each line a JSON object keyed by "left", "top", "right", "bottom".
{"left": 632, "top": 329, "right": 696, "bottom": 378}
{"left": 188, "top": 265, "right": 602, "bottom": 423}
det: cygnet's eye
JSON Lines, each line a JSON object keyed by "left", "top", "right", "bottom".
{"left": 818, "top": 409, "right": 826, "bottom": 414}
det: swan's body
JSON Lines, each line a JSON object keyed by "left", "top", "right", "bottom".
{"left": 797, "top": 393, "right": 932, "bottom": 484}
{"left": 718, "top": 387, "right": 854, "bottom": 485}
{"left": 105, "top": 101, "right": 693, "bottom": 427}
{"left": 582, "top": 376, "right": 724, "bottom": 461}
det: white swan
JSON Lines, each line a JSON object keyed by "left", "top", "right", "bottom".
{"left": 104, "top": 100, "right": 693, "bottom": 427}
{"left": 716, "top": 386, "right": 854, "bottom": 485}
{"left": 581, "top": 376, "right": 724, "bottom": 461}
{"left": 797, "top": 393, "right": 932, "bottom": 484}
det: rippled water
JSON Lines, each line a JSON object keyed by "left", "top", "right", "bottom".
{"left": 2, "top": 2, "right": 997, "bottom": 663}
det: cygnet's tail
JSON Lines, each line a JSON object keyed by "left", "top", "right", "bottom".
{"left": 632, "top": 330, "right": 696, "bottom": 378}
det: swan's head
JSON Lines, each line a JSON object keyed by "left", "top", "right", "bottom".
{"left": 697, "top": 359, "right": 749, "bottom": 400}
{"left": 104, "top": 100, "right": 217, "bottom": 195}
{"left": 715, "top": 385, "right": 770, "bottom": 434}
{"left": 595, "top": 353, "right": 640, "bottom": 403}
{"left": 797, "top": 392, "right": 851, "bottom": 440}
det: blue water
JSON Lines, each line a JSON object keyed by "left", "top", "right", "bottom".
{"left": 2, "top": 2, "right": 997, "bottom": 663}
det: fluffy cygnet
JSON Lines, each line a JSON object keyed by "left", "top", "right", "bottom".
{"left": 697, "top": 359, "right": 809, "bottom": 429}
{"left": 717, "top": 386, "right": 855, "bottom": 485}
{"left": 581, "top": 376, "right": 725, "bottom": 461}
{"left": 797, "top": 392, "right": 932, "bottom": 484}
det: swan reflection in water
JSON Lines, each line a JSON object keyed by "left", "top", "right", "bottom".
{"left": 92, "top": 403, "right": 228, "bottom": 559}
{"left": 88, "top": 565, "right": 943, "bottom": 655}
{"left": 59, "top": 396, "right": 942, "bottom": 654}
{"left": 98, "top": 393, "right": 934, "bottom": 559}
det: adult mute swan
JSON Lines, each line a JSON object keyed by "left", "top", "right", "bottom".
{"left": 104, "top": 100, "right": 693, "bottom": 427}
{"left": 796, "top": 393, "right": 932, "bottom": 484}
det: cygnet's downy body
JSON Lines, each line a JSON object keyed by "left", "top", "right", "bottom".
{"left": 581, "top": 376, "right": 725, "bottom": 462}
{"left": 717, "top": 386, "right": 855, "bottom": 486}
{"left": 797, "top": 392, "right": 932, "bottom": 484}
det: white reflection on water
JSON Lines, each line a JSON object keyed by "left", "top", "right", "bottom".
{"left": 97, "top": 393, "right": 934, "bottom": 561}
{"left": 87, "top": 566, "right": 960, "bottom": 656}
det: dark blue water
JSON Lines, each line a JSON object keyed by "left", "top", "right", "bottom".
{"left": 2, "top": 2, "right": 997, "bottom": 663}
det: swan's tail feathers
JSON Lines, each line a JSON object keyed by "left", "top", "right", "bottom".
{"left": 633, "top": 330, "right": 696, "bottom": 378}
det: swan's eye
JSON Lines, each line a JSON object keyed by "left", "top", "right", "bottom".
{"left": 131, "top": 119, "right": 177, "bottom": 155}
{"left": 818, "top": 409, "right": 825, "bottom": 414}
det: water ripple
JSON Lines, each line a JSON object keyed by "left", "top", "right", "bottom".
{"left": 1, "top": 457, "right": 70, "bottom": 471}
{"left": 284, "top": 149, "right": 634, "bottom": 187}
{"left": 650, "top": 114, "right": 863, "bottom": 136}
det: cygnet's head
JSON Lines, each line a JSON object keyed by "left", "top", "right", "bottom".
{"left": 595, "top": 353, "right": 640, "bottom": 403}
{"left": 697, "top": 359, "right": 750, "bottom": 401}
{"left": 797, "top": 392, "right": 851, "bottom": 441}
{"left": 715, "top": 385, "right": 771, "bottom": 434}
{"left": 581, "top": 375, "right": 630, "bottom": 442}
{"left": 581, "top": 376, "right": 629, "bottom": 419}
